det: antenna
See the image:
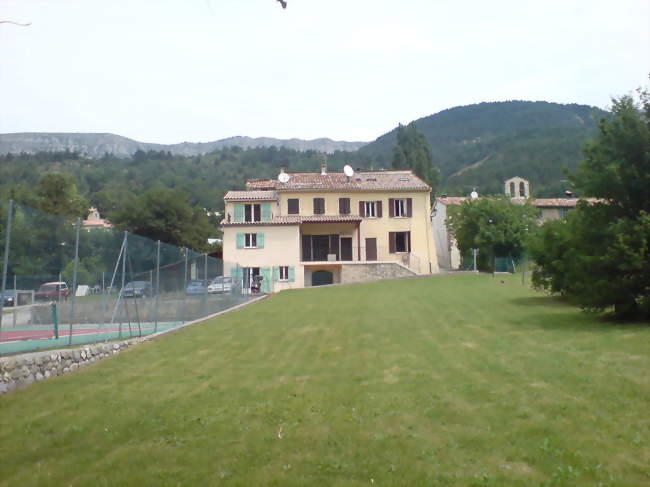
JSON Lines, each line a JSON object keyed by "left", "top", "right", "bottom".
{"left": 278, "top": 172, "right": 290, "bottom": 183}
{"left": 343, "top": 165, "right": 354, "bottom": 177}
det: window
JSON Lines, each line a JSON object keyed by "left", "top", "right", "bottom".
{"left": 313, "top": 198, "right": 325, "bottom": 214}
{"left": 245, "top": 233, "right": 257, "bottom": 248}
{"left": 287, "top": 198, "right": 299, "bottom": 214}
{"left": 394, "top": 199, "right": 406, "bottom": 217}
{"left": 244, "top": 204, "right": 261, "bottom": 222}
{"left": 509, "top": 182, "right": 515, "bottom": 196}
{"left": 339, "top": 197, "right": 350, "bottom": 215}
{"left": 389, "top": 231, "right": 411, "bottom": 253}
{"left": 279, "top": 266, "right": 289, "bottom": 281}
{"left": 364, "top": 201, "right": 377, "bottom": 218}
{"left": 359, "top": 200, "right": 382, "bottom": 217}
{"left": 519, "top": 181, "right": 526, "bottom": 197}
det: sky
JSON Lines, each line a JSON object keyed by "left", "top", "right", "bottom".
{"left": 1, "top": 0, "right": 648, "bottom": 144}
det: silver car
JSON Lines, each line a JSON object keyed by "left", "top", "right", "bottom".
{"left": 207, "top": 276, "right": 232, "bottom": 294}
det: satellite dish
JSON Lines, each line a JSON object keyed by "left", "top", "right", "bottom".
{"left": 343, "top": 165, "right": 354, "bottom": 177}
{"left": 278, "top": 172, "right": 290, "bottom": 183}
{"left": 470, "top": 191, "right": 479, "bottom": 200}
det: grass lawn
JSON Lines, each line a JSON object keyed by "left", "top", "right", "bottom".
{"left": 1, "top": 274, "right": 648, "bottom": 486}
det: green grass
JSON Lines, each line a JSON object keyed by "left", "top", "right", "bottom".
{"left": 1, "top": 274, "right": 649, "bottom": 486}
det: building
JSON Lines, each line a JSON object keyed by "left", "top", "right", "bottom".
{"left": 431, "top": 178, "right": 597, "bottom": 270}
{"left": 221, "top": 166, "right": 438, "bottom": 292}
{"left": 82, "top": 207, "right": 113, "bottom": 229}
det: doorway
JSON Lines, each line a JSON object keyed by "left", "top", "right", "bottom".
{"left": 312, "top": 270, "right": 334, "bottom": 286}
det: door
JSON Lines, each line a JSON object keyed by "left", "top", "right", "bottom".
{"left": 312, "top": 235, "right": 330, "bottom": 261}
{"left": 243, "top": 267, "right": 260, "bottom": 292}
{"left": 366, "top": 238, "right": 377, "bottom": 261}
{"left": 312, "top": 270, "right": 333, "bottom": 286}
{"left": 340, "top": 238, "right": 353, "bottom": 261}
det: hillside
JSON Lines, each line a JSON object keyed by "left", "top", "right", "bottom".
{"left": 359, "top": 101, "right": 608, "bottom": 196}
{"left": 0, "top": 133, "right": 368, "bottom": 158}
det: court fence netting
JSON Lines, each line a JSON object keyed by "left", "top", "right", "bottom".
{"left": 0, "top": 199, "right": 257, "bottom": 355}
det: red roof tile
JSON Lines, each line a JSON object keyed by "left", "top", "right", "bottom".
{"left": 247, "top": 170, "right": 430, "bottom": 192}
{"left": 220, "top": 215, "right": 362, "bottom": 227}
{"left": 224, "top": 190, "right": 278, "bottom": 201}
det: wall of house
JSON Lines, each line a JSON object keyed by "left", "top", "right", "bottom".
{"left": 340, "top": 262, "right": 416, "bottom": 284}
{"left": 222, "top": 224, "right": 304, "bottom": 291}
{"left": 276, "top": 190, "right": 437, "bottom": 274}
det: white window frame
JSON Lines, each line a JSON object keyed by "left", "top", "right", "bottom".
{"left": 278, "top": 266, "right": 289, "bottom": 281}
{"left": 364, "top": 201, "right": 377, "bottom": 218}
{"left": 244, "top": 204, "right": 261, "bottom": 223}
{"left": 244, "top": 233, "right": 257, "bottom": 248}
{"left": 394, "top": 199, "right": 407, "bottom": 218}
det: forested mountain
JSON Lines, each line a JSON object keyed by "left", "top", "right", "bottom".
{"left": 0, "top": 133, "right": 368, "bottom": 158}
{"left": 359, "top": 101, "right": 608, "bottom": 196}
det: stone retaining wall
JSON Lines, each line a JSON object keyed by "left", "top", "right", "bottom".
{"left": 0, "top": 339, "right": 143, "bottom": 394}
{"left": 340, "top": 262, "right": 417, "bottom": 285}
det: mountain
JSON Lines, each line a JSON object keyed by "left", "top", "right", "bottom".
{"left": 358, "top": 101, "right": 608, "bottom": 196}
{"left": 0, "top": 133, "right": 368, "bottom": 158}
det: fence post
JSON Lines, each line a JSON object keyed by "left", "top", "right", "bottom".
{"left": 203, "top": 252, "right": 208, "bottom": 317}
{"left": 183, "top": 247, "right": 188, "bottom": 323}
{"left": 12, "top": 274, "right": 17, "bottom": 328}
{"left": 0, "top": 199, "right": 14, "bottom": 332}
{"left": 68, "top": 217, "right": 81, "bottom": 345}
{"left": 51, "top": 302, "right": 59, "bottom": 339}
{"left": 154, "top": 240, "right": 160, "bottom": 333}
{"left": 120, "top": 231, "right": 127, "bottom": 339}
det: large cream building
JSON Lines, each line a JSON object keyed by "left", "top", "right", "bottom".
{"left": 221, "top": 166, "right": 438, "bottom": 292}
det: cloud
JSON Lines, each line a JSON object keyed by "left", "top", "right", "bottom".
{"left": 347, "top": 23, "right": 437, "bottom": 53}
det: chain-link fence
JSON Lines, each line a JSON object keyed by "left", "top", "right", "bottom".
{"left": 0, "top": 200, "right": 255, "bottom": 355}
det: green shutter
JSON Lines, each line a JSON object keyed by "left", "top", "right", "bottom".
{"left": 261, "top": 267, "right": 272, "bottom": 293}
{"left": 261, "top": 202, "right": 272, "bottom": 222}
{"left": 273, "top": 266, "right": 280, "bottom": 281}
{"left": 236, "top": 232, "right": 245, "bottom": 249}
{"left": 257, "top": 232, "right": 264, "bottom": 248}
{"left": 288, "top": 266, "right": 295, "bottom": 282}
{"left": 234, "top": 204, "right": 244, "bottom": 222}
{"left": 231, "top": 266, "right": 242, "bottom": 290}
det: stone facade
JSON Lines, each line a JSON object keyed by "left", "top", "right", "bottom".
{"left": 0, "top": 340, "right": 142, "bottom": 394}
{"left": 340, "top": 262, "right": 417, "bottom": 285}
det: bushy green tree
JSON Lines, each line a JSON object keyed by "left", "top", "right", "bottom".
{"left": 109, "top": 187, "right": 215, "bottom": 251}
{"left": 391, "top": 123, "right": 440, "bottom": 192}
{"left": 529, "top": 90, "right": 650, "bottom": 319}
{"left": 36, "top": 173, "right": 88, "bottom": 218}
{"left": 447, "top": 197, "right": 538, "bottom": 270}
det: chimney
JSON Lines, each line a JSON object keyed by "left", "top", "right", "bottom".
{"left": 321, "top": 163, "right": 327, "bottom": 175}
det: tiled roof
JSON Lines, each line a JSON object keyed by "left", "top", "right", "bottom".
{"left": 437, "top": 196, "right": 600, "bottom": 208}
{"left": 246, "top": 170, "right": 430, "bottom": 192}
{"left": 220, "top": 215, "right": 362, "bottom": 227}
{"left": 224, "top": 190, "right": 278, "bottom": 201}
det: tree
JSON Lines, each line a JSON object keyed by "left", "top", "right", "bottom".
{"left": 529, "top": 90, "right": 650, "bottom": 319}
{"left": 36, "top": 173, "right": 88, "bottom": 218}
{"left": 447, "top": 197, "right": 538, "bottom": 270}
{"left": 391, "top": 123, "right": 440, "bottom": 192}
{"left": 109, "top": 187, "right": 215, "bottom": 251}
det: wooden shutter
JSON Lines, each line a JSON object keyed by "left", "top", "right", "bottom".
{"left": 389, "top": 232, "right": 396, "bottom": 253}
{"left": 234, "top": 204, "right": 244, "bottom": 222}
{"left": 288, "top": 266, "right": 295, "bottom": 282}
{"left": 314, "top": 198, "right": 325, "bottom": 215}
{"left": 407, "top": 231, "right": 411, "bottom": 252}
{"left": 388, "top": 198, "right": 395, "bottom": 218}
{"left": 236, "top": 232, "right": 244, "bottom": 249}
{"left": 261, "top": 203, "right": 271, "bottom": 221}
{"left": 288, "top": 199, "right": 299, "bottom": 214}
{"left": 359, "top": 201, "right": 365, "bottom": 217}
{"left": 301, "top": 235, "right": 312, "bottom": 261}
{"left": 273, "top": 266, "right": 280, "bottom": 281}
{"left": 376, "top": 201, "right": 383, "bottom": 218}
{"left": 407, "top": 198, "right": 413, "bottom": 217}
{"left": 256, "top": 232, "right": 264, "bottom": 248}
{"left": 339, "top": 197, "right": 350, "bottom": 215}
{"left": 261, "top": 267, "right": 272, "bottom": 293}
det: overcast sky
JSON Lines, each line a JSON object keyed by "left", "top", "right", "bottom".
{"left": 1, "top": 0, "right": 648, "bottom": 144}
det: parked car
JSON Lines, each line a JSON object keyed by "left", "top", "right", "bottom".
{"left": 186, "top": 279, "right": 207, "bottom": 296}
{"left": 122, "top": 281, "right": 153, "bottom": 298}
{"left": 35, "top": 282, "right": 70, "bottom": 301}
{"left": 207, "top": 276, "right": 233, "bottom": 294}
{"left": 1, "top": 290, "right": 16, "bottom": 307}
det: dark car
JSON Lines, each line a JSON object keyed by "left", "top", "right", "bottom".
{"left": 186, "top": 280, "right": 207, "bottom": 296}
{"left": 35, "top": 282, "right": 70, "bottom": 301}
{"left": 122, "top": 281, "right": 153, "bottom": 298}
{"left": 1, "top": 290, "right": 16, "bottom": 307}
